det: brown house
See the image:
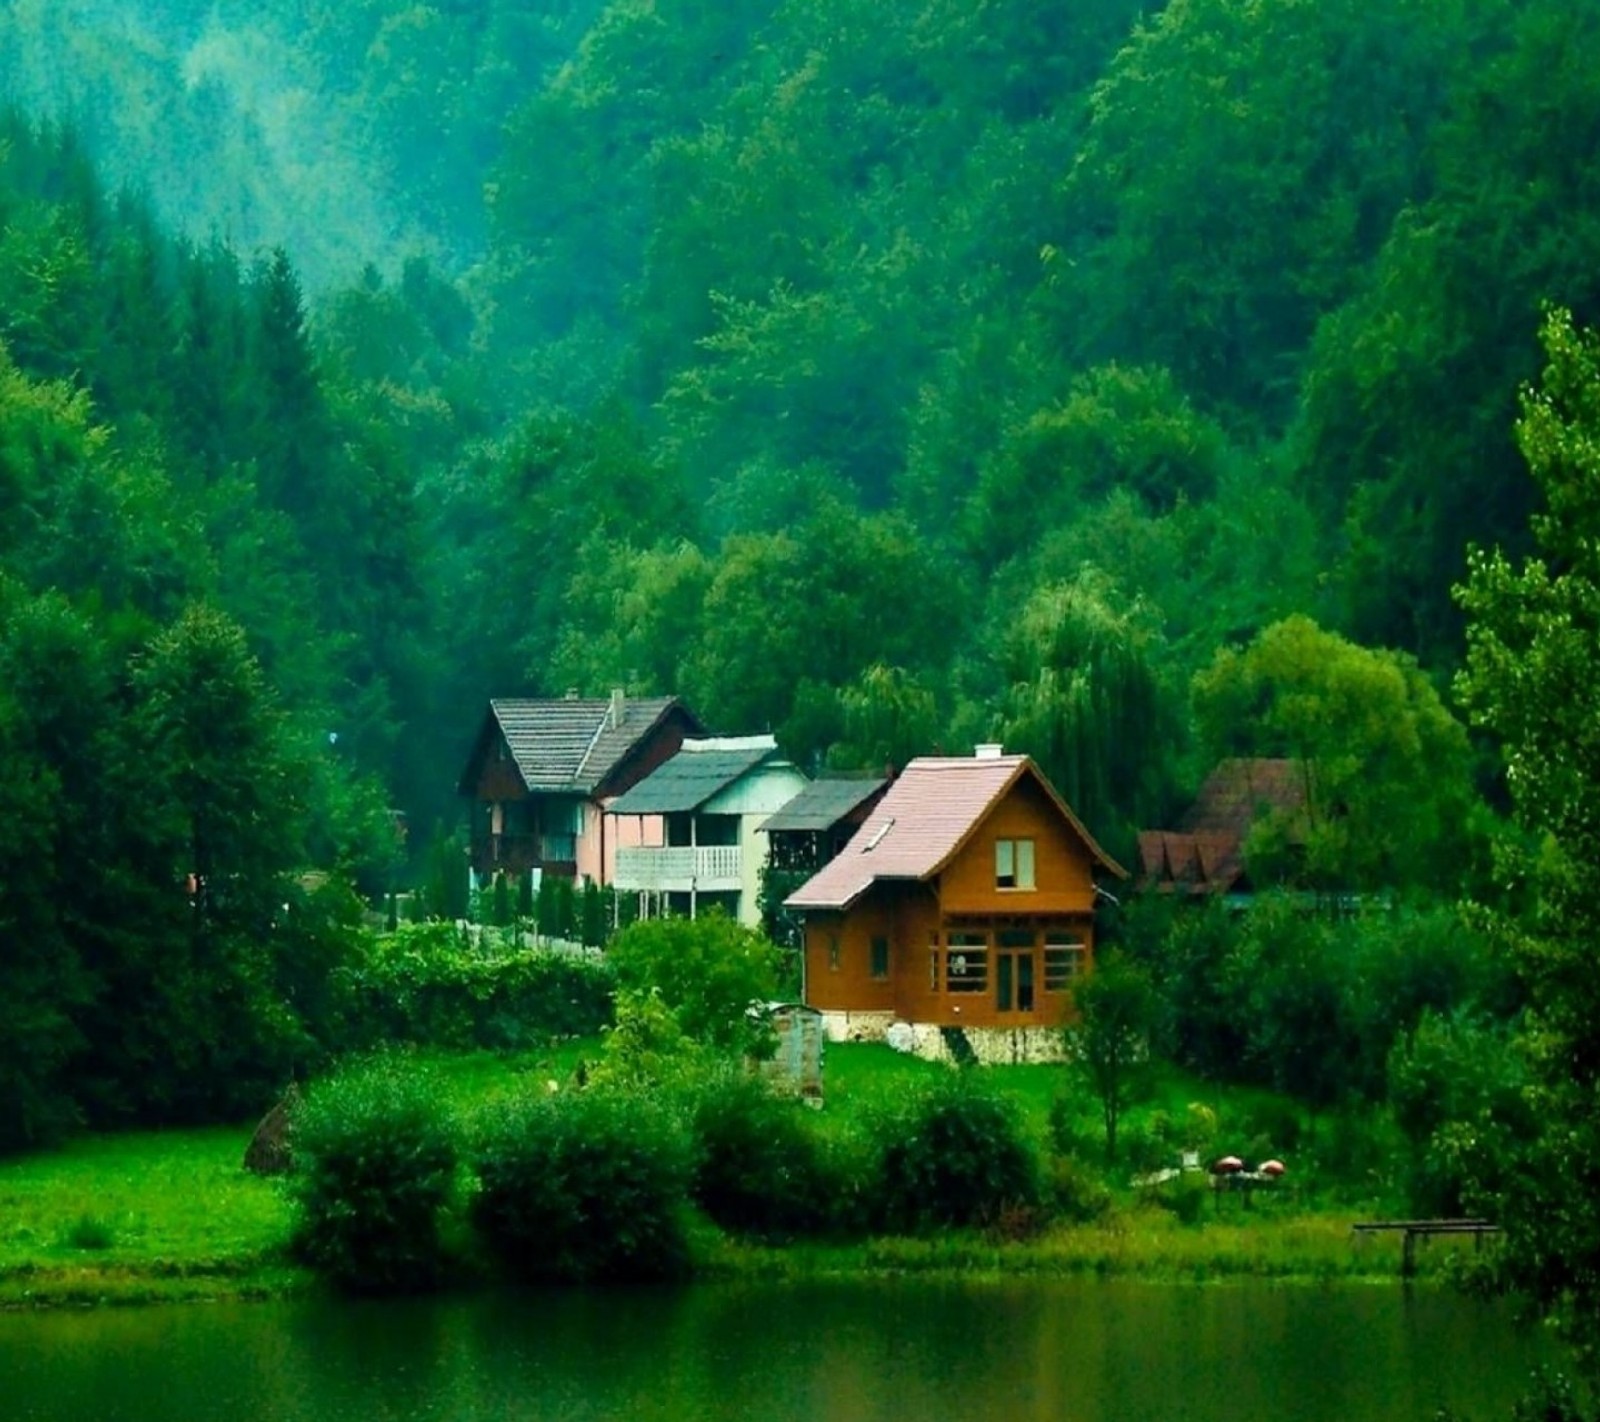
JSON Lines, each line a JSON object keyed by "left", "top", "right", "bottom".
{"left": 1137, "top": 758, "right": 1309, "bottom": 901}
{"left": 786, "top": 749, "right": 1125, "bottom": 1058}
{"left": 457, "top": 692, "right": 701, "bottom": 885}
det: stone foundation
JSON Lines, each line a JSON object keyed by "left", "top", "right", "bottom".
{"left": 819, "top": 1009, "right": 897, "bottom": 1044}
{"left": 818, "top": 1012, "right": 1069, "bottom": 1065}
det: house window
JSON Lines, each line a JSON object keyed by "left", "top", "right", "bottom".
{"left": 995, "top": 838, "right": 1035, "bottom": 890}
{"left": 929, "top": 932, "right": 941, "bottom": 992}
{"left": 1044, "top": 936, "right": 1086, "bottom": 990}
{"left": 828, "top": 934, "right": 841, "bottom": 972}
{"left": 946, "top": 931, "right": 988, "bottom": 994}
{"left": 870, "top": 936, "right": 890, "bottom": 980}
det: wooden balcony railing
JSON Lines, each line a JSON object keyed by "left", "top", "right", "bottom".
{"left": 475, "top": 833, "right": 578, "bottom": 871}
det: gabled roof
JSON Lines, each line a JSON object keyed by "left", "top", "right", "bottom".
{"left": 1180, "top": 758, "right": 1307, "bottom": 836}
{"left": 786, "top": 754, "right": 1124, "bottom": 912}
{"left": 1137, "top": 829, "right": 1243, "bottom": 895}
{"left": 460, "top": 696, "right": 693, "bottom": 796}
{"left": 607, "top": 736, "right": 782, "bottom": 815}
{"left": 759, "top": 777, "right": 888, "bottom": 834}
{"left": 1138, "top": 758, "right": 1307, "bottom": 894}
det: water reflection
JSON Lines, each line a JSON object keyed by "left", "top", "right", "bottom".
{"left": 1, "top": 1280, "right": 1546, "bottom": 1422}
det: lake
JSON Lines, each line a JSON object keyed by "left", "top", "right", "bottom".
{"left": 0, "top": 1279, "right": 1549, "bottom": 1421}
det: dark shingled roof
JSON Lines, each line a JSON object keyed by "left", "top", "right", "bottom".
{"left": 608, "top": 739, "right": 779, "bottom": 815}
{"left": 485, "top": 696, "right": 686, "bottom": 794}
{"left": 760, "top": 778, "right": 888, "bottom": 834}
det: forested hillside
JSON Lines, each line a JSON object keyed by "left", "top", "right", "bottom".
{"left": 8, "top": 0, "right": 1598, "bottom": 839}
{"left": 4, "top": 0, "right": 1600, "bottom": 1140}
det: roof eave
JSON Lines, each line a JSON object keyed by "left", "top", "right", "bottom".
{"left": 786, "top": 871, "right": 925, "bottom": 914}
{"left": 587, "top": 698, "right": 700, "bottom": 797}
{"left": 920, "top": 758, "right": 1127, "bottom": 882}
{"left": 456, "top": 704, "right": 532, "bottom": 798}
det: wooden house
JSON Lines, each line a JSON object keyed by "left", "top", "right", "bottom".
{"left": 607, "top": 735, "right": 809, "bottom": 927}
{"left": 786, "top": 747, "right": 1125, "bottom": 1062}
{"left": 457, "top": 692, "right": 701, "bottom": 887}
{"left": 1137, "top": 758, "right": 1308, "bottom": 903}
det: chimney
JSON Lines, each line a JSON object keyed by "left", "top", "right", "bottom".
{"left": 974, "top": 743, "right": 1004, "bottom": 760}
{"left": 608, "top": 687, "right": 626, "bottom": 729}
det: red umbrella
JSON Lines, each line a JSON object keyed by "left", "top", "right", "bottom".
{"left": 1212, "top": 1155, "right": 1244, "bottom": 1174}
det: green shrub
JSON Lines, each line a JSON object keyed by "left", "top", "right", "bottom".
{"left": 592, "top": 988, "right": 718, "bottom": 1091}
{"left": 606, "top": 912, "right": 782, "bottom": 1051}
{"left": 1119, "top": 1120, "right": 1172, "bottom": 1175}
{"left": 288, "top": 1056, "right": 459, "bottom": 1293}
{"left": 1048, "top": 1094, "right": 1102, "bottom": 1163}
{"left": 337, "top": 924, "right": 615, "bottom": 1051}
{"left": 687, "top": 1070, "right": 833, "bottom": 1239}
{"left": 60, "top": 1212, "right": 118, "bottom": 1250}
{"left": 1048, "top": 1156, "right": 1113, "bottom": 1224}
{"left": 469, "top": 1086, "right": 694, "bottom": 1283}
{"left": 1152, "top": 1174, "right": 1209, "bottom": 1225}
{"left": 871, "top": 1073, "right": 1041, "bottom": 1233}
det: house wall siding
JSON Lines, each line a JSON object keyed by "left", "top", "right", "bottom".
{"left": 581, "top": 710, "right": 695, "bottom": 884}
{"left": 939, "top": 774, "right": 1096, "bottom": 914}
{"left": 473, "top": 757, "right": 526, "bottom": 802}
{"left": 704, "top": 764, "right": 810, "bottom": 926}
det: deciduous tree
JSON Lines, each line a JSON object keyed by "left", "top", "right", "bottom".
{"left": 1456, "top": 307, "right": 1600, "bottom": 1372}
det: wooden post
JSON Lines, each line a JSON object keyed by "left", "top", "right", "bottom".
{"left": 1402, "top": 1229, "right": 1416, "bottom": 1279}
{"left": 690, "top": 815, "right": 699, "bottom": 920}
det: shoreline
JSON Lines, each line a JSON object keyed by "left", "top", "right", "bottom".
{"left": 0, "top": 1214, "right": 1480, "bottom": 1311}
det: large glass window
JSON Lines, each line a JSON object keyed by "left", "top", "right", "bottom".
{"left": 995, "top": 838, "right": 1036, "bottom": 889}
{"left": 1044, "top": 935, "right": 1086, "bottom": 990}
{"left": 945, "top": 931, "right": 988, "bottom": 994}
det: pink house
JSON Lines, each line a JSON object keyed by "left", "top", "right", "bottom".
{"left": 457, "top": 692, "right": 701, "bottom": 888}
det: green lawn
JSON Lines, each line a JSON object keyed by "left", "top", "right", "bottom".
{"left": 0, "top": 1124, "right": 298, "bottom": 1305}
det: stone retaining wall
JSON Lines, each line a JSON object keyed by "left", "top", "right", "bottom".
{"left": 818, "top": 1012, "right": 1069, "bottom": 1065}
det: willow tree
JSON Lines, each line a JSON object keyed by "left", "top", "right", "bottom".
{"left": 1192, "top": 614, "right": 1481, "bottom": 896}
{"left": 1456, "top": 307, "right": 1600, "bottom": 1376}
{"left": 984, "top": 570, "right": 1179, "bottom": 858}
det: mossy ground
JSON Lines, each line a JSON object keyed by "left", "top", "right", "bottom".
{"left": 0, "top": 1043, "right": 1483, "bottom": 1306}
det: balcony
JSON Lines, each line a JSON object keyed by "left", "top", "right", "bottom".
{"left": 614, "top": 844, "right": 743, "bottom": 892}
{"left": 475, "top": 833, "right": 578, "bottom": 874}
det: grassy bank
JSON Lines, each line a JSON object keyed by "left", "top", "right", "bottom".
{"left": 0, "top": 1124, "right": 302, "bottom": 1307}
{"left": 0, "top": 1045, "right": 1488, "bottom": 1307}
{"left": 705, "top": 1213, "right": 1488, "bottom": 1285}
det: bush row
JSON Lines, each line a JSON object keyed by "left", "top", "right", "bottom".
{"left": 331, "top": 923, "right": 616, "bottom": 1052}
{"left": 288, "top": 1059, "right": 1067, "bottom": 1292}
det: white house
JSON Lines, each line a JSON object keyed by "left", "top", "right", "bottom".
{"left": 606, "top": 735, "right": 809, "bottom": 927}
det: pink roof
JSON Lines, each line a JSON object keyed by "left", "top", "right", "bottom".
{"left": 786, "top": 754, "right": 1124, "bottom": 911}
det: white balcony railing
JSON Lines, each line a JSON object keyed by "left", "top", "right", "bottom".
{"left": 614, "top": 844, "right": 743, "bottom": 892}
